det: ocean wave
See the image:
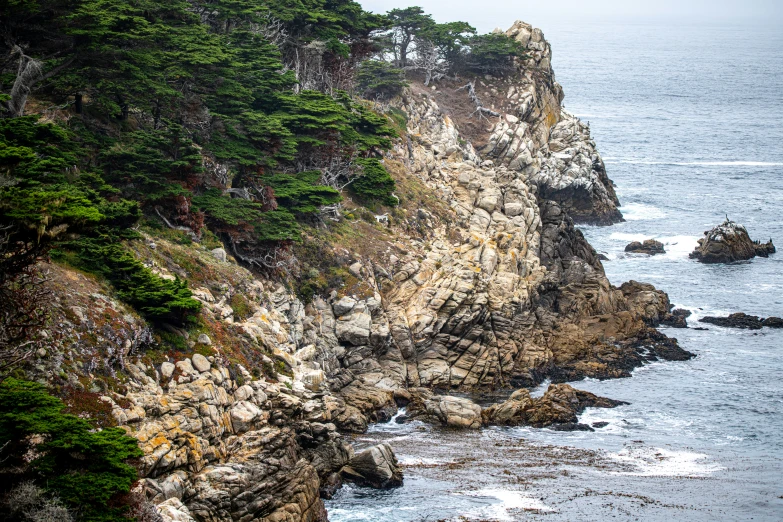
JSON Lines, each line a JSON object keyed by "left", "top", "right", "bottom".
{"left": 605, "top": 159, "right": 783, "bottom": 167}
{"left": 619, "top": 202, "right": 667, "bottom": 221}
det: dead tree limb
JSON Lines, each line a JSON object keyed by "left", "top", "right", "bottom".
{"left": 457, "top": 81, "right": 501, "bottom": 120}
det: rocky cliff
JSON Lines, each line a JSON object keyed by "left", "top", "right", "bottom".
{"left": 28, "top": 20, "right": 691, "bottom": 522}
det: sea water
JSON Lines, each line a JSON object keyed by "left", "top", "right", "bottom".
{"left": 327, "top": 20, "right": 783, "bottom": 520}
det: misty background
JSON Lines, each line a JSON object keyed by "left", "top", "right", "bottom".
{"left": 359, "top": 0, "right": 783, "bottom": 33}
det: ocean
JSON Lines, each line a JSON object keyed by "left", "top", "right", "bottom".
{"left": 327, "top": 21, "right": 783, "bottom": 520}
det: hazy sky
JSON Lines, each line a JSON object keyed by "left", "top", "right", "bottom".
{"left": 359, "top": 0, "right": 783, "bottom": 32}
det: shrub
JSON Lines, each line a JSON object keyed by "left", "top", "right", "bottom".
{"left": 2, "top": 482, "right": 73, "bottom": 522}
{"left": 350, "top": 158, "right": 398, "bottom": 206}
{"left": 355, "top": 61, "right": 408, "bottom": 100}
{"left": 53, "top": 239, "right": 201, "bottom": 326}
{"left": 0, "top": 379, "right": 143, "bottom": 522}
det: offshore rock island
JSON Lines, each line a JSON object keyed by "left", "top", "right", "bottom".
{"left": 0, "top": 4, "right": 693, "bottom": 522}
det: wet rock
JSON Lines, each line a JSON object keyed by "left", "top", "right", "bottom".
{"left": 661, "top": 308, "right": 691, "bottom": 328}
{"left": 551, "top": 422, "right": 594, "bottom": 432}
{"left": 700, "top": 312, "right": 783, "bottom": 330}
{"left": 762, "top": 317, "right": 783, "bottom": 328}
{"left": 625, "top": 239, "right": 665, "bottom": 255}
{"left": 701, "top": 312, "right": 763, "bottom": 330}
{"left": 483, "top": 384, "right": 627, "bottom": 429}
{"left": 592, "top": 421, "right": 610, "bottom": 429}
{"left": 341, "top": 443, "right": 403, "bottom": 489}
{"left": 690, "top": 219, "right": 774, "bottom": 263}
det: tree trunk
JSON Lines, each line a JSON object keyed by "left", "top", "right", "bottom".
{"left": 7, "top": 49, "right": 43, "bottom": 117}
{"left": 5, "top": 47, "right": 74, "bottom": 117}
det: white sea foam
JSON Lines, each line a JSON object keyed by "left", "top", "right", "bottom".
{"left": 397, "top": 456, "right": 446, "bottom": 466}
{"left": 605, "top": 159, "right": 783, "bottom": 167}
{"left": 609, "top": 446, "right": 723, "bottom": 477}
{"left": 460, "top": 489, "right": 554, "bottom": 520}
{"left": 620, "top": 202, "right": 667, "bottom": 221}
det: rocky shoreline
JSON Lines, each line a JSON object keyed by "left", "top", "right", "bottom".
{"left": 26, "top": 19, "right": 705, "bottom": 522}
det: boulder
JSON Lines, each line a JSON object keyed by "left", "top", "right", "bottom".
{"left": 483, "top": 384, "right": 627, "bottom": 430}
{"left": 160, "top": 362, "right": 176, "bottom": 380}
{"left": 625, "top": 239, "right": 665, "bottom": 255}
{"left": 191, "top": 354, "right": 211, "bottom": 373}
{"left": 407, "top": 393, "right": 483, "bottom": 429}
{"left": 341, "top": 443, "right": 403, "bottom": 489}
{"left": 210, "top": 248, "right": 227, "bottom": 262}
{"left": 762, "top": 317, "right": 783, "bottom": 328}
{"left": 690, "top": 219, "right": 774, "bottom": 263}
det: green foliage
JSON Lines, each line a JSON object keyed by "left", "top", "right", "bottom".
{"left": 1, "top": 0, "right": 399, "bottom": 290}
{"left": 421, "top": 21, "right": 476, "bottom": 64}
{"left": 385, "top": 7, "right": 435, "bottom": 67}
{"left": 0, "top": 378, "right": 143, "bottom": 521}
{"left": 192, "top": 190, "right": 302, "bottom": 243}
{"left": 356, "top": 61, "right": 408, "bottom": 101}
{"left": 100, "top": 124, "right": 202, "bottom": 203}
{"left": 54, "top": 237, "right": 201, "bottom": 324}
{"left": 350, "top": 158, "right": 397, "bottom": 206}
{"left": 463, "top": 33, "right": 527, "bottom": 74}
{"left": 264, "top": 171, "right": 341, "bottom": 214}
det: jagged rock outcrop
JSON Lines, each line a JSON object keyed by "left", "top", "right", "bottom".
{"left": 699, "top": 312, "right": 783, "bottom": 330}
{"left": 482, "top": 384, "right": 627, "bottom": 430}
{"left": 341, "top": 443, "right": 403, "bottom": 489}
{"left": 690, "top": 219, "right": 775, "bottom": 263}
{"left": 116, "top": 357, "right": 354, "bottom": 522}
{"left": 478, "top": 21, "right": 622, "bottom": 225}
{"left": 661, "top": 308, "right": 691, "bottom": 328}
{"left": 625, "top": 239, "right": 666, "bottom": 255}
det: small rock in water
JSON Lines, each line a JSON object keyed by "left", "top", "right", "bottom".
{"left": 700, "top": 312, "right": 763, "bottom": 330}
{"left": 700, "top": 313, "right": 783, "bottom": 330}
{"left": 592, "top": 421, "right": 610, "bottom": 429}
{"left": 762, "top": 317, "right": 783, "bottom": 328}
{"left": 625, "top": 239, "right": 666, "bottom": 255}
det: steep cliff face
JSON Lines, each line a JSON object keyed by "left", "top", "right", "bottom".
{"left": 480, "top": 21, "right": 623, "bottom": 225}
{"left": 29, "top": 20, "right": 691, "bottom": 522}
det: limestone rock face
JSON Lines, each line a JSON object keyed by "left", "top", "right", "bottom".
{"left": 690, "top": 219, "right": 775, "bottom": 263}
{"left": 341, "top": 443, "right": 403, "bottom": 489}
{"left": 625, "top": 239, "right": 666, "bottom": 255}
{"left": 483, "top": 384, "right": 626, "bottom": 430}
